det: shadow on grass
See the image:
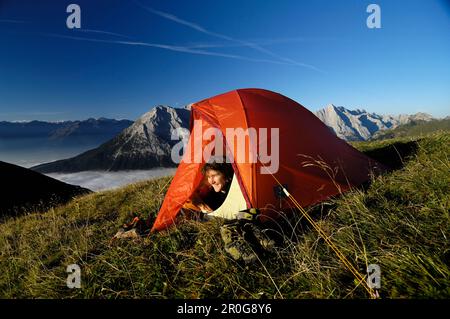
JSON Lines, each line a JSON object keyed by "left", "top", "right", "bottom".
{"left": 362, "top": 140, "right": 419, "bottom": 170}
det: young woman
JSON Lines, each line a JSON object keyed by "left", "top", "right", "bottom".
{"left": 192, "top": 160, "right": 234, "bottom": 212}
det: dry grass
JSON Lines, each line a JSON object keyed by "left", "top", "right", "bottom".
{"left": 0, "top": 132, "right": 449, "bottom": 298}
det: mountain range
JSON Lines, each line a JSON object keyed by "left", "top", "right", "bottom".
{"left": 0, "top": 118, "right": 133, "bottom": 140}
{"left": 32, "top": 106, "right": 190, "bottom": 173}
{"left": 0, "top": 117, "right": 134, "bottom": 167}
{"left": 27, "top": 104, "right": 435, "bottom": 173}
{"left": 314, "top": 104, "right": 434, "bottom": 141}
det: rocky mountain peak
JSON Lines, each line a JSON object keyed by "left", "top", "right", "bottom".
{"left": 315, "top": 105, "right": 434, "bottom": 141}
{"left": 32, "top": 105, "right": 191, "bottom": 173}
{"left": 125, "top": 105, "right": 190, "bottom": 142}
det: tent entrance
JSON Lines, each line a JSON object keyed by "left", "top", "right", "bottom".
{"left": 204, "top": 173, "right": 247, "bottom": 220}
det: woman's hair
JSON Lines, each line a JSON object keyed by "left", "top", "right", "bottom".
{"left": 201, "top": 159, "right": 234, "bottom": 180}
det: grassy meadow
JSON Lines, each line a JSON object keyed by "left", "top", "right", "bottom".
{"left": 1, "top": 131, "right": 449, "bottom": 298}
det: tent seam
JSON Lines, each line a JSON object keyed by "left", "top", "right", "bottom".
{"left": 235, "top": 90, "right": 257, "bottom": 208}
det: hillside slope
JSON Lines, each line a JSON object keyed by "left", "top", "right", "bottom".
{"left": 371, "top": 118, "right": 450, "bottom": 140}
{"left": 0, "top": 161, "right": 91, "bottom": 218}
{"left": 1, "top": 132, "right": 449, "bottom": 298}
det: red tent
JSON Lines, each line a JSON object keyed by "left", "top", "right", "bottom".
{"left": 151, "top": 88, "right": 383, "bottom": 232}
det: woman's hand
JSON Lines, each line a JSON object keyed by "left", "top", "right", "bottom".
{"left": 197, "top": 202, "right": 213, "bottom": 212}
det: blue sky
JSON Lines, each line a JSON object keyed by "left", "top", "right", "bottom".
{"left": 0, "top": 0, "right": 449, "bottom": 121}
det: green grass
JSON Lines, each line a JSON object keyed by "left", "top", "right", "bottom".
{"left": 371, "top": 118, "right": 450, "bottom": 140}
{"left": 0, "top": 132, "right": 449, "bottom": 298}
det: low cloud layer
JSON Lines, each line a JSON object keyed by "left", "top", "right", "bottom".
{"left": 47, "top": 169, "right": 176, "bottom": 191}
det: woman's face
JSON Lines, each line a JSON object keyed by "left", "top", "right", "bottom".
{"left": 205, "top": 169, "right": 227, "bottom": 192}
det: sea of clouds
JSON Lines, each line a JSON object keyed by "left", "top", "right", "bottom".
{"left": 47, "top": 168, "right": 176, "bottom": 191}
